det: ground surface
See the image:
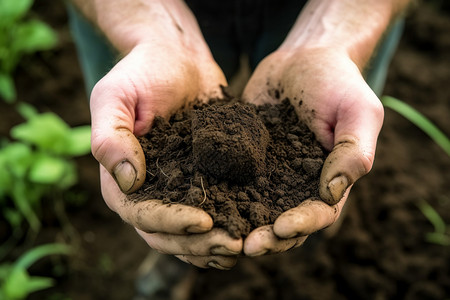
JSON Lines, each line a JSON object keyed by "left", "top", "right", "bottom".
{"left": 1, "top": 1, "right": 449, "bottom": 299}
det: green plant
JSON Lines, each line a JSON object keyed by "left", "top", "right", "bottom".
{"left": 381, "top": 96, "right": 450, "bottom": 156}
{"left": 0, "top": 243, "right": 71, "bottom": 300}
{"left": 0, "top": 103, "right": 91, "bottom": 232}
{"left": 0, "top": 0, "right": 57, "bottom": 102}
{"left": 417, "top": 199, "right": 450, "bottom": 246}
{"left": 381, "top": 95, "right": 450, "bottom": 246}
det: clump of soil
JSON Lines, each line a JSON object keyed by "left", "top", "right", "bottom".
{"left": 192, "top": 103, "right": 269, "bottom": 183}
{"left": 131, "top": 97, "right": 327, "bottom": 238}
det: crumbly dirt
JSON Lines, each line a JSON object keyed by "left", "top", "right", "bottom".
{"left": 4, "top": 1, "right": 448, "bottom": 300}
{"left": 130, "top": 97, "right": 327, "bottom": 238}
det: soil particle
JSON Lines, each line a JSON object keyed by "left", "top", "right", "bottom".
{"left": 130, "top": 97, "right": 327, "bottom": 238}
{"left": 301, "top": 158, "right": 323, "bottom": 178}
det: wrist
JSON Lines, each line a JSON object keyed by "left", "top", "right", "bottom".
{"left": 72, "top": 0, "right": 211, "bottom": 57}
{"left": 279, "top": 0, "right": 410, "bottom": 70}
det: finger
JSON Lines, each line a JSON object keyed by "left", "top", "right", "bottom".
{"left": 320, "top": 87, "right": 384, "bottom": 205}
{"left": 243, "top": 225, "right": 308, "bottom": 257}
{"left": 242, "top": 54, "right": 282, "bottom": 106}
{"left": 101, "top": 166, "right": 213, "bottom": 234}
{"left": 175, "top": 255, "right": 237, "bottom": 270}
{"left": 90, "top": 73, "right": 147, "bottom": 194}
{"left": 136, "top": 228, "right": 243, "bottom": 256}
{"left": 273, "top": 197, "right": 348, "bottom": 239}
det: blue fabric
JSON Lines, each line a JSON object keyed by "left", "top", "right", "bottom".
{"left": 365, "top": 19, "right": 405, "bottom": 96}
{"left": 66, "top": 3, "right": 116, "bottom": 97}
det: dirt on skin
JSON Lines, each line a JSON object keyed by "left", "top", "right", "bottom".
{"left": 6, "top": 1, "right": 449, "bottom": 300}
{"left": 130, "top": 97, "right": 327, "bottom": 238}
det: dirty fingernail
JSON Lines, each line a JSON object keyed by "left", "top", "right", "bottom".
{"left": 186, "top": 225, "right": 209, "bottom": 233}
{"left": 328, "top": 175, "right": 349, "bottom": 204}
{"left": 246, "top": 249, "right": 268, "bottom": 257}
{"left": 175, "top": 255, "right": 191, "bottom": 265}
{"left": 210, "top": 246, "right": 240, "bottom": 256}
{"left": 113, "top": 160, "right": 136, "bottom": 193}
{"left": 207, "top": 261, "right": 230, "bottom": 270}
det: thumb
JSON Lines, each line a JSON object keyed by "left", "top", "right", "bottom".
{"left": 319, "top": 89, "right": 384, "bottom": 205}
{"left": 90, "top": 78, "right": 146, "bottom": 194}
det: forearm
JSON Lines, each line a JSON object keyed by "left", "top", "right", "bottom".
{"left": 70, "top": 0, "right": 210, "bottom": 56}
{"left": 280, "top": 0, "right": 411, "bottom": 69}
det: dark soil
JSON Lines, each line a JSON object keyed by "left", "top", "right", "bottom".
{"left": 131, "top": 99, "right": 326, "bottom": 238}
{"left": 2, "top": 1, "right": 449, "bottom": 300}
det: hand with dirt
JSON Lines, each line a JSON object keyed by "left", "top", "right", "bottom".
{"left": 241, "top": 0, "right": 409, "bottom": 256}
{"left": 73, "top": 0, "right": 242, "bottom": 269}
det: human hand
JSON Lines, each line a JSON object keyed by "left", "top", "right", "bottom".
{"left": 89, "top": 30, "right": 243, "bottom": 269}
{"left": 241, "top": 47, "right": 384, "bottom": 256}
{"left": 100, "top": 165, "right": 242, "bottom": 270}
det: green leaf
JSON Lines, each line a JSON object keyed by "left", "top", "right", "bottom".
{"left": 3, "top": 270, "right": 55, "bottom": 299}
{"left": 0, "top": 264, "right": 12, "bottom": 280}
{"left": 16, "top": 102, "right": 38, "bottom": 120}
{"left": 0, "top": 142, "right": 33, "bottom": 178}
{"left": 2, "top": 244, "right": 71, "bottom": 298}
{"left": 3, "top": 208, "right": 23, "bottom": 228}
{"left": 12, "top": 20, "right": 58, "bottom": 53}
{"left": 22, "top": 276, "right": 55, "bottom": 295}
{"left": 11, "top": 182, "right": 41, "bottom": 232}
{"left": 29, "top": 154, "right": 68, "bottom": 184}
{"left": 0, "top": 142, "right": 34, "bottom": 197}
{"left": 417, "top": 199, "right": 447, "bottom": 234}
{"left": 426, "top": 232, "right": 450, "bottom": 246}
{"left": 14, "top": 243, "right": 71, "bottom": 270}
{"left": 28, "top": 153, "right": 77, "bottom": 189}
{"left": 0, "top": 160, "right": 14, "bottom": 196}
{"left": 64, "top": 125, "right": 91, "bottom": 156}
{"left": 56, "top": 160, "right": 78, "bottom": 189}
{"left": 11, "top": 112, "right": 69, "bottom": 154}
{"left": 0, "top": 72, "right": 16, "bottom": 103}
{"left": 3, "top": 268, "right": 30, "bottom": 299}
{"left": 0, "top": 0, "right": 33, "bottom": 22}
{"left": 381, "top": 96, "right": 450, "bottom": 157}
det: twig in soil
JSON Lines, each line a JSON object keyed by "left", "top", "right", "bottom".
{"left": 144, "top": 184, "right": 155, "bottom": 192}
{"left": 199, "top": 176, "right": 207, "bottom": 207}
{"left": 155, "top": 158, "right": 169, "bottom": 177}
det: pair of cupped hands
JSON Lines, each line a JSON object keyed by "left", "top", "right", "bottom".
{"left": 90, "top": 42, "right": 383, "bottom": 270}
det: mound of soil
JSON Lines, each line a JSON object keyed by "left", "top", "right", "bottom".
{"left": 131, "top": 98, "right": 326, "bottom": 238}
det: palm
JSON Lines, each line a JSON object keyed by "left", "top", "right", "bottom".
{"left": 241, "top": 48, "right": 384, "bottom": 256}
{"left": 90, "top": 41, "right": 243, "bottom": 269}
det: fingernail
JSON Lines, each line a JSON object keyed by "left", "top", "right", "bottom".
{"left": 328, "top": 175, "right": 349, "bottom": 204}
{"left": 210, "top": 246, "right": 240, "bottom": 256}
{"left": 113, "top": 160, "right": 136, "bottom": 193}
{"left": 246, "top": 249, "right": 268, "bottom": 257}
{"left": 186, "top": 225, "right": 209, "bottom": 233}
{"left": 207, "top": 261, "right": 230, "bottom": 270}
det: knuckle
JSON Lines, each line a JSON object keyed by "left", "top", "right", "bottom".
{"left": 371, "top": 97, "right": 385, "bottom": 119}
{"left": 90, "top": 133, "right": 112, "bottom": 166}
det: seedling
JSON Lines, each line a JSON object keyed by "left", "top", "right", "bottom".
{"left": 0, "top": 0, "right": 57, "bottom": 102}
{"left": 0, "top": 103, "right": 91, "bottom": 232}
{"left": 417, "top": 199, "right": 450, "bottom": 246}
{"left": 381, "top": 96, "right": 450, "bottom": 246}
{"left": 381, "top": 96, "right": 450, "bottom": 156}
{"left": 0, "top": 243, "right": 71, "bottom": 300}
